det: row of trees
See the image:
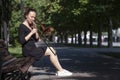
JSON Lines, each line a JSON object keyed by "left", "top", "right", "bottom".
{"left": 0, "top": 0, "right": 12, "bottom": 48}
{"left": 1, "top": 0, "right": 120, "bottom": 47}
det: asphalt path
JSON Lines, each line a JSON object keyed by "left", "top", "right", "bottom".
{"left": 29, "top": 46, "right": 120, "bottom": 80}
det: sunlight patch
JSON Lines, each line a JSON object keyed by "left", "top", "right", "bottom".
{"left": 60, "top": 58, "right": 72, "bottom": 61}
{"left": 77, "top": 72, "right": 97, "bottom": 77}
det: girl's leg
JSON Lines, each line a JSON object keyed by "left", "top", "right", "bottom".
{"left": 44, "top": 47, "right": 72, "bottom": 77}
{"left": 44, "top": 47, "right": 63, "bottom": 71}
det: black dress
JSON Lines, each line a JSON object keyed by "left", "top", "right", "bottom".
{"left": 18, "top": 24, "right": 47, "bottom": 60}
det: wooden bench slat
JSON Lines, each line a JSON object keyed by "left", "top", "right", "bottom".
{"left": 2, "top": 57, "right": 17, "bottom": 67}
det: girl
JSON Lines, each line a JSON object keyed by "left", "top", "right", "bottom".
{"left": 18, "top": 7, "right": 72, "bottom": 77}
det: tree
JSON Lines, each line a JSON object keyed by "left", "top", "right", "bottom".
{"left": 0, "top": 0, "right": 12, "bottom": 48}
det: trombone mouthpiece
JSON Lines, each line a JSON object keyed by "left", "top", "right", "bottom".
{"left": 32, "top": 21, "right": 37, "bottom": 29}
{"left": 33, "top": 21, "right": 36, "bottom": 26}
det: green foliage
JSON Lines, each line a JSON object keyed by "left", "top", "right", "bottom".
{"left": 9, "top": 0, "right": 21, "bottom": 46}
{"left": 8, "top": 46, "right": 22, "bottom": 58}
{"left": 7, "top": 0, "right": 120, "bottom": 46}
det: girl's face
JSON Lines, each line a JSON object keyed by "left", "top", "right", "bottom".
{"left": 26, "top": 11, "right": 36, "bottom": 24}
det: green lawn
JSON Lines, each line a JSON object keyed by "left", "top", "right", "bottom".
{"left": 8, "top": 46, "right": 23, "bottom": 58}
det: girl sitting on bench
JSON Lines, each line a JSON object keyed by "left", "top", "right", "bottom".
{"left": 18, "top": 7, "right": 72, "bottom": 77}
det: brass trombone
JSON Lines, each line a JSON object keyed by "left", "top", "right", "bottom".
{"left": 33, "top": 19, "right": 56, "bottom": 55}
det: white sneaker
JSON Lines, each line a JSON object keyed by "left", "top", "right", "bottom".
{"left": 56, "top": 69, "right": 72, "bottom": 77}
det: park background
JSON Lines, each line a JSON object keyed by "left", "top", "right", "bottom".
{"left": 1, "top": 0, "right": 120, "bottom": 57}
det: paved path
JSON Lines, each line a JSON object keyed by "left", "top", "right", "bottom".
{"left": 29, "top": 46, "right": 120, "bottom": 80}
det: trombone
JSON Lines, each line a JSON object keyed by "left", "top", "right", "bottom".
{"left": 33, "top": 19, "right": 56, "bottom": 55}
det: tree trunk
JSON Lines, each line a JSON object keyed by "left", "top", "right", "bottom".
{"left": 75, "top": 30, "right": 77, "bottom": 44}
{"left": 108, "top": 16, "right": 113, "bottom": 47}
{"left": 71, "top": 31, "right": 74, "bottom": 44}
{"left": 89, "top": 25, "right": 93, "bottom": 47}
{"left": 97, "top": 19, "right": 102, "bottom": 47}
{"left": 64, "top": 32, "right": 68, "bottom": 44}
{"left": 84, "top": 30, "right": 87, "bottom": 46}
{"left": 60, "top": 32, "right": 64, "bottom": 43}
{"left": 3, "top": 21, "right": 9, "bottom": 49}
{"left": 78, "top": 30, "right": 82, "bottom": 45}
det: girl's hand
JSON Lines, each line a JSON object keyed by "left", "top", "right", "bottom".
{"left": 31, "top": 28, "right": 37, "bottom": 34}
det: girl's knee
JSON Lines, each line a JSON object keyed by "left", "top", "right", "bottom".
{"left": 45, "top": 47, "right": 56, "bottom": 56}
{"left": 48, "top": 47, "right": 56, "bottom": 54}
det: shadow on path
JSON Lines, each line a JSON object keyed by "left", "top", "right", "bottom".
{"left": 30, "top": 45, "right": 120, "bottom": 80}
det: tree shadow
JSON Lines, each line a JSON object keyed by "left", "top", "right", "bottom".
{"left": 31, "top": 47, "right": 120, "bottom": 80}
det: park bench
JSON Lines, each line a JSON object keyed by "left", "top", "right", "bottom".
{"left": 0, "top": 39, "right": 35, "bottom": 80}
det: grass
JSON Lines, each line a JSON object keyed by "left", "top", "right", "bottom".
{"left": 98, "top": 52, "right": 120, "bottom": 59}
{"left": 8, "top": 46, "right": 23, "bottom": 58}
